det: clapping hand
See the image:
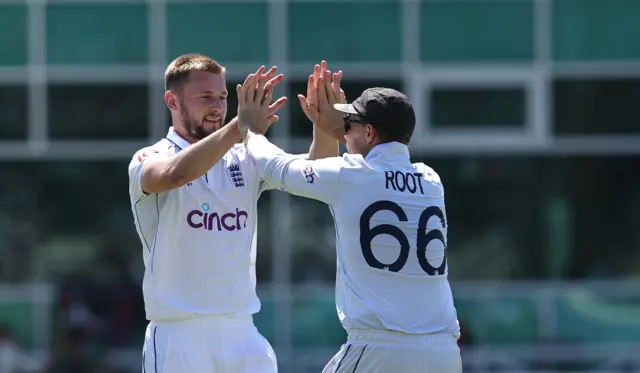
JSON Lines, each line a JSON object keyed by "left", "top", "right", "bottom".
{"left": 237, "top": 65, "right": 287, "bottom": 136}
{"left": 298, "top": 61, "right": 346, "bottom": 140}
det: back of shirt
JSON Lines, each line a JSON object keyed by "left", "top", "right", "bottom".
{"left": 247, "top": 137, "right": 460, "bottom": 336}
{"left": 331, "top": 145, "right": 459, "bottom": 335}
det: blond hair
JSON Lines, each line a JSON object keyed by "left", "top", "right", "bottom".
{"left": 164, "top": 53, "right": 225, "bottom": 91}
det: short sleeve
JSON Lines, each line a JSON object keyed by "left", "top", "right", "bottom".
{"left": 128, "top": 146, "right": 165, "bottom": 203}
{"left": 246, "top": 135, "right": 343, "bottom": 205}
{"left": 258, "top": 152, "right": 310, "bottom": 193}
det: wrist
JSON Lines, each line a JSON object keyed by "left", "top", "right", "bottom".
{"left": 238, "top": 123, "right": 248, "bottom": 138}
{"left": 234, "top": 118, "right": 249, "bottom": 138}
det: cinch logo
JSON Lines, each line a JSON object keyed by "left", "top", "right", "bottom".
{"left": 187, "top": 203, "right": 248, "bottom": 231}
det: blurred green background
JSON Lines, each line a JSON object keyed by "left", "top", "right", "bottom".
{"left": 1, "top": 0, "right": 640, "bottom": 372}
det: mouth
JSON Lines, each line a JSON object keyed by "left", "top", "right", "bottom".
{"left": 203, "top": 115, "right": 222, "bottom": 127}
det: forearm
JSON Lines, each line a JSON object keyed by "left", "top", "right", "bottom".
{"left": 308, "top": 124, "right": 339, "bottom": 160}
{"left": 168, "top": 118, "right": 241, "bottom": 184}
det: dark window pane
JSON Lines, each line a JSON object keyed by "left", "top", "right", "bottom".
{"left": 46, "top": 4, "right": 148, "bottom": 65}
{"left": 287, "top": 79, "right": 404, "bottom": 138}
{"left": 415, "top": 156, "right": 546, "bottom": 279}
{"left": 0, "top": 5, "right": 27, "bottom": 66}
{"left": 554, "top": 78, "right": 640, "bottom": 135}
{"left": 430, "top": 87, "right": 526, "bottom": 128}
{"left": 0, "top": 85, "right": 27, "bottom": 140}
{"left": 49, "top": 84, "right": 148, "bottom": 140}
{"left": 287, "top": 80, "right": 312, "bottom": 138}
{"left": 421, "top": 1, "right": 534, "bottom": 62}
{"left": 553, "top": 0, "right": 640, "bottom": 61}
{"left": 288, "top": 197, "right": 336, "bottom": 284}
{"left": 409, "top": 155, "right": 640, "bottom": 280}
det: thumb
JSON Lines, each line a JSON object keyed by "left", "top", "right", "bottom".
{"left": 267, "top": 115, "right": 280, "bottom": 125}
{"left": 298, "top": 94, "right": 312, "bottom": 118}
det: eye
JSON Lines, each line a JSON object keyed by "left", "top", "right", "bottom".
{"left": 220, "top": 96, "right": 227, "bottom": 101}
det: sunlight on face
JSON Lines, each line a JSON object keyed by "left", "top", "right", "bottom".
{"left": 177, "top": 71, "right": 228, "bottom": 140}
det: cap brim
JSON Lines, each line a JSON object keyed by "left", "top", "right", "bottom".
{"left": 333, "top": 103, "right": 358, "bottom": 114}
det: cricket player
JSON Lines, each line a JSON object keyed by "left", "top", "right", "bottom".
{"left": 240, "top": 83, "right": 462, "bottom": 372}
{"left": 128, "top": 54, "right": 339, "bottom": 373}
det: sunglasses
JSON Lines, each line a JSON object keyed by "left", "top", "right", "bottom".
{"left": 343, "top": 114, "right": 370, "bottom": 133}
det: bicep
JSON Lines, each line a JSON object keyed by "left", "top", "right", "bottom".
{"left": 139, "top": 157, "right": 178, "bottom": 195}
{"left": 129, "top": 149, "right": 177, "bottom": 198}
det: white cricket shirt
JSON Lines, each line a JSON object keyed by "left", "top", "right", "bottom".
{"left": 246, "top": 135, "right": 460, "bottom": 336}
{"left": 128, "top": 127, "right": 269, "bottom": 321}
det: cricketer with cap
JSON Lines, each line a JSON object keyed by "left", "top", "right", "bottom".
{"left": 238, "top": 85, "right": 463, "bottom": 373}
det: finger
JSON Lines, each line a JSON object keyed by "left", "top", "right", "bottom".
{"left": 332, "top": 71, "right": 343, "bottom": 102}
{"left": 255, "top": 75, "right": 267, "bottom": 106}
{"left": 248, "top": 66, "right": 265, "bottom": 103}
{"left": 331, "top": 73, "right": 339, "bottom": 103}
{"left": 298, "top": 94, "right": 312, "bottom": 119}
{"left": 253, "top": 65, "right": 267, "bottom": 77}
{"left": 318, "top": 74, "right": 328, "bottom": 108}
{"left": 308, "top": 65, "right": 321, "bottom": 115}
{"left": 265, "top": 73, "right": 284, "bottom": 90}
{"left": 313, "top": 64, "right": 321, "bottom": 90}
{"left": 241, "top": 74, "right": 255, "bottom": 103}
{"left": 236, "top": 84, "right": 244, "bottom": 105}
{"left": 320, "top": 61, "right": 327, "bottom": 85}
{"left": 268, "top": 96, "right": 288, "bottom": 115}
{"left": 263, "top": 80, "right": 275, "bottom": 108}
{"left": 339, "top": 88, "right": 346, "bottom": 104}
{"left": 267, "top": 115, "right": 280, "bottom": 125}
{"left": 248, "top": 74, "right": 261, "bottom": 104}
{"left": 307, "top": 75, "right": 318, "bottom": 109}
{"left": 324, "top": 70, "right": 334, "bottom": 105}
{"left": 263, "top": 66, "right": 277, "bottom": 80}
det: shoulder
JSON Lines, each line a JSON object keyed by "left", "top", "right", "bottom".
{"left": 227, "top": 143, "right": 252, "bottom": 164}
{"left": 132, "top": 139, "right": 174, "bottom": 162}
{"left": 230, "top": 143, "right": 247, "bottom": 155}
{"left": 341, "top": 153, "right": 376, "bottom": 171}
{"left": 413, "top": 162, "right": 442, "bottom": 183}
{"left": 128, "top": 139, "right": 174, "bottom": 174}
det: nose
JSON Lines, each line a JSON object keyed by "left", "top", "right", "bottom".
{"left": 210, "top": 99, "right": 224, "bottom": 111}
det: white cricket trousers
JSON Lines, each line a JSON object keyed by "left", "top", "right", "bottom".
{"left": 322, "top": 330, "right": 462, "bottom": 373}
{"left": 142, "top": 315, "right": 277, "bottom": 373}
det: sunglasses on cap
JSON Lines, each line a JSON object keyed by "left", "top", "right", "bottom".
{"left": 343, "top": 114, "right": 371, "bottom": 133}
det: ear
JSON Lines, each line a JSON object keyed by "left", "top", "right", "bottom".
{"left": 165, "top": 90, "right": 178, "bottom": 111}
{"left": 366, "top": 124, "right": 376, "bottom": 144}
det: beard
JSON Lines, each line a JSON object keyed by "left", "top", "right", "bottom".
{"left": 180, "top": 101, "right": 225, "bottom": 140}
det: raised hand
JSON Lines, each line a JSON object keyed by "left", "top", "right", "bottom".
{"left": 298, "top": 64, "right": 321, "bottom": 124}
{"left": 298, "top": 61, "right": 345, "bottom": 139}
{"left": 259, "top": 66, "right": 287, "bottom": 119}
{"left": 237, "top": 66, "right": 287, "bottom": 135}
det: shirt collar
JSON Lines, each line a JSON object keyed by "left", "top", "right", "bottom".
{"left": 166, "top": 127, "right": 192, "bottom": 150}
{"left": 365, "top": 142, "right": 411, "bottom": 162}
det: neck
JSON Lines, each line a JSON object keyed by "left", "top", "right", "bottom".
{"left": 172, "top": 124, "right": 199, "bottom": 144}
{"left": 362, "top": 138, "right": 382, "bottom": 157}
